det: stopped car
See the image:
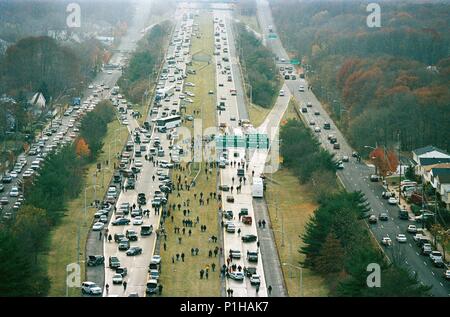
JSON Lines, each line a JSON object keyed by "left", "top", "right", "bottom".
{"left": 112, "top": 218, "right": 130, "bottom": 226}
{"left": 368, "top": 215, "right": 377, "bottom": 224}
{"left": 112, "top": 274, "right": 123, "bottom": 284}
{"left": 81, "top": 281, "right": 102, "bottom": 295}
{"left": 421, "top": 243, "right": 432, "bottom": 255}
{"left": 388, "top": 197, "right": 398, "bottom": 205}
{"left": 379, "top": 213, "right": 389, "bottom": 221}
{"left": 133, "top": 216, "right": 144, "bottom": 225}
{"left": 126, "top": 246, "right": 143, "bottom": 256}
{"left": 118, "top": 238, "right": 130, "bottom": 251}
{"left": 109, "top": 256, "right": 120, "bottom": 269}
{"left": 229, "top": 249, "right": 241, "bottom": 259}
{"left": 87, "top": 255, "right": 104, "bottom": 266}
{"left": 250, "top": 274, "right": 261, "bottom": 286}
{"left": 116, "top": 267, "right": 128, "bottom": 277}
{"left": 228, "top": 271, "right": 245, "bottom": 281}
{"left": 381, "top": 237, "right": 392, "bottom": 246}
{"left": 430, "top": 251, "right": 443, "bottom": 262}
{"left": 396, "top": 234, "right": 407, "bottom": 243}
{"left": 226, "top": 222, "right": 236, "bottom": 233}
{"left": 407, "top": 225, "right": 417, "bottom": 233}
{"left": 92, "top": 222, "right": 105, "bottom": 231}
{"left": 241, "top": 234, "right": 257, "bottom": 243}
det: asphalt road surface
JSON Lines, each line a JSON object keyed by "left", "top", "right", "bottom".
{"left": 256, "top": 0, "right": 450, "bottom": 296}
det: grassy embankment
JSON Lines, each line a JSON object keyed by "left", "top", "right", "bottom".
{"left": 265, "top": 99, "right": 329, "bottom": 296}
{"left": 158, "top": 12, "right": 221, "bottom": 297}
{"left": 45, "top": 119, "right": 128, "bottom": 296}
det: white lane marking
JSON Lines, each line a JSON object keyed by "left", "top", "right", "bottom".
{"left": 424, "top": 261, "right": 427, "bottom": 266}
{"left": 431, "top": 271, "right": 435, "bottom": 276}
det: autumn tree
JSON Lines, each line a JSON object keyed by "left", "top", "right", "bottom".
{"left": 75, "top": 137, "right": 90, "bottom": 158}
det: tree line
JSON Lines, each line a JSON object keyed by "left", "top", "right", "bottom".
{"left": 279, "top": 116, "right": 431, "bottom": 295}
{"left": 0, "top": 101, "right": 114, "bottom": 296}
{"left": 301, "top": 191, "right": 431, "bottom": 296}
{"left": 270, "top": 0, "right": 450, "bottom": 153}
{"left": 235, "top": 22, "right": 280, "bottom": 108}
{"left": 280, "top": 119, "right": 337, "bottom": 201}
{"left": 118, "top": 21, "right": 172, "bottom": 103}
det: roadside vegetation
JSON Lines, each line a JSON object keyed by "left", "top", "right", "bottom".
{"left": 302, "top": 191, "right": 431, "bottom": 296}
{"left": 271, "top": 0, "right": 450, "bottom": 154}
{"left": 280, "top": 119, "right": 337, "bottom": 201}
{"left": 158, "top": 12, "right": 220, "bottom": 296}
{"left": 271, "top": 113, "right": 431, "bottom": 296}
{"left": 0, "top": 101, "right": 117, "bottom": 296}
{"left": 119, "top": 21, "right": 172, "bottom": 105}
{"left": 235, "top": 22, "right": 280, "bottom": 109}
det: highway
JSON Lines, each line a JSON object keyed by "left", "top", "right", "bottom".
{"left": 0, "top": 1, "right": 155, "bottom": 222}
{"left": 101, "top": 8, "right": 194, "bottom": 297}
{"left": 255, "top": 0, "right": 450, "bottom": 296}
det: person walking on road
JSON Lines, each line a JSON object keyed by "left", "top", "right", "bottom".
{"left": 268, "top": 285, "right": 272, "bottom": 296}
{"left": 237, "top": 228, "right": 241, "bottom": 236}
{"left": 108, "top": 234, "right": 112, "bottom": 243}
{"left": 181, "top": 253, "right": 185, "bottom": 262}
{"left": 123, "top": 281, "right": 127, "bottom": 291}
{"left": 262, "top": 219, "right": 266, "bottom": 228}
{"left": 105, "top": 283, "right": 109, "bottom": 295}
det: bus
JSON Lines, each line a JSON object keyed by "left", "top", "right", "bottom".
{"left": 252, "top": 177, "right": 264, "bottom": 198}
{"left": 156, "top": 115, "right": 181, "bottom": 129}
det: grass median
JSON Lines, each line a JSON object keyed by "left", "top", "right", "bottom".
{"left": 45, "top": 119, "right": 129, "bottom": 296}
{"left": 158, "top": 12, "right": 221, "bottom": 297}
{"left": 264, "top": 99, "right": 329, "bottom": 296}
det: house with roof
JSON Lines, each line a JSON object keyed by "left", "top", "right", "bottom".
{"left": 437, "top": 174, "right": 450, "bottom": 211}
{"left": 27, "top": 92, "right": 47, "bottom": 117}
{"left": 412, "top": 145, "right": 450, "bottom": 164}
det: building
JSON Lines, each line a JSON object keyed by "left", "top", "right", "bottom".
{"left": 28, "top": 92, "right": 47, "bottom": 117}
{"left": 437, "top": 174, "right": 450, "bottom": 211}
{"left": 412, "top": 145, "right": 450, "bottom": 164}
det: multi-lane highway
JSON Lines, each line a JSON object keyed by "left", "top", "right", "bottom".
{"left": 255, "top": 0, "right": 450, "bottom": 296}
{"left": 101, "top": 7, "right": 194, "bottom": 297}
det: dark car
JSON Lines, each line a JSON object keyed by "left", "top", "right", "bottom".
{"left": 379, "top": 213, "right": 389, "bottom": 221}
{"left": 126, "top": 229, "right": 138, "bottom": 241}
{"left": 223, "top": 210, "right": 233, "bottom": 220}
{"left": 113, "top": 234, "right": 124, "bottom": 244}
{"left": 226, "top": 196, "right": 234, "bottom": 203}
{"left": 219, "top": 185, "right": 230, "bottom": 191}
{"left": 87, "top": 255, "right": 104, "bottom": 266}
{"left": 244, "top": 267, "right": 257, "bottom": 278}
{"left": 126, "top": 246, "right": 143, "bottom": 256}
{"left": 109, "top": 256, "right": 120, "bottom": 269}
{"left": 242, "top": 234, "right": 257, "bottom": 243}
{"left": 2, "top": 175, "right": 12, "bottom": 183}
{"left": 112, "top": 218, "right": 130, "bottom": 226}
{"left": 239, "top": 208, "right": 249, "bottom": 217}
{"left": 116, "top": 267, "right": 128, "bottom": 277}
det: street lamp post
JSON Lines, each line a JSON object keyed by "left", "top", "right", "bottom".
{"left": 282, "top": 262, "right": 303, "bottom": 297}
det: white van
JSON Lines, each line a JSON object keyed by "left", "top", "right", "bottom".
{"left": 279, "top": 90, "right": 285, "bottom": 97}
{"left": 252, "top": 177, "right": 264, "bottom": 198}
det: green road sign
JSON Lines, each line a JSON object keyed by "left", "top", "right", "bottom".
{"left": 290, "top": 59, "right": 300, "bottom": 65}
